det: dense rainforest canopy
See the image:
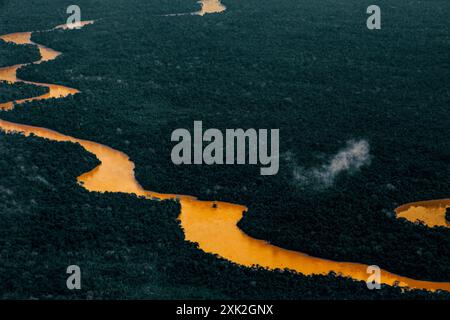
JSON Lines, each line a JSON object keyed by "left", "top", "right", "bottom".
{"left": 0, "top": 39, "right": 40, "bottom": 68}
{"left": 4, "top": 131, "right": 448, "bottom": 299}
{"left": 0, "top": 81, "right": 48, "bottom": 103}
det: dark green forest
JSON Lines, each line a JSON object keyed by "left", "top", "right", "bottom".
{"left": 0, "top": 81, "right": 48, "bottom": 103}
{"left": 4, "top": 131, "right": 448, "bottom": 299}
{"left": 0, "top": 0, "right": 449, "bottom": 299}
{"left": 0, "top": 39, "right": 40, "bottom": 68}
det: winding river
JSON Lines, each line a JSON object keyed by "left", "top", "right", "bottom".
{"left": 1, "top": 2, "right": 449, "bottom": 293}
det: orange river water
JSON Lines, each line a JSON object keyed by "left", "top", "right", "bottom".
{"left": 164, "top": 0, "right": 225, "bottom": 16}
{"left": 196, "top": 0, "right": 226, "bottom": 15}
{"left": 0, "top": 5, "right": 449, "bottom": 293}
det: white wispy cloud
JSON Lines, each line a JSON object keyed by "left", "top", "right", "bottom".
{"left": 292, "top": 139, "right": 371, "bottom": 188}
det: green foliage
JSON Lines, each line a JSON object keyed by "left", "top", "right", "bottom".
{"left": 0, "top": 40, "right": 40, "bottom": 68}
{"left": 1, "top": 131, "right": 449, "bottom": 299}
{"left": 0, "top": 81, "right": 48, "bottom": 103}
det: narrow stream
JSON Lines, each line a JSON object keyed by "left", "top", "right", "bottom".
{"left": 0, "top": 3, "right": 449, "bottom": 292}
